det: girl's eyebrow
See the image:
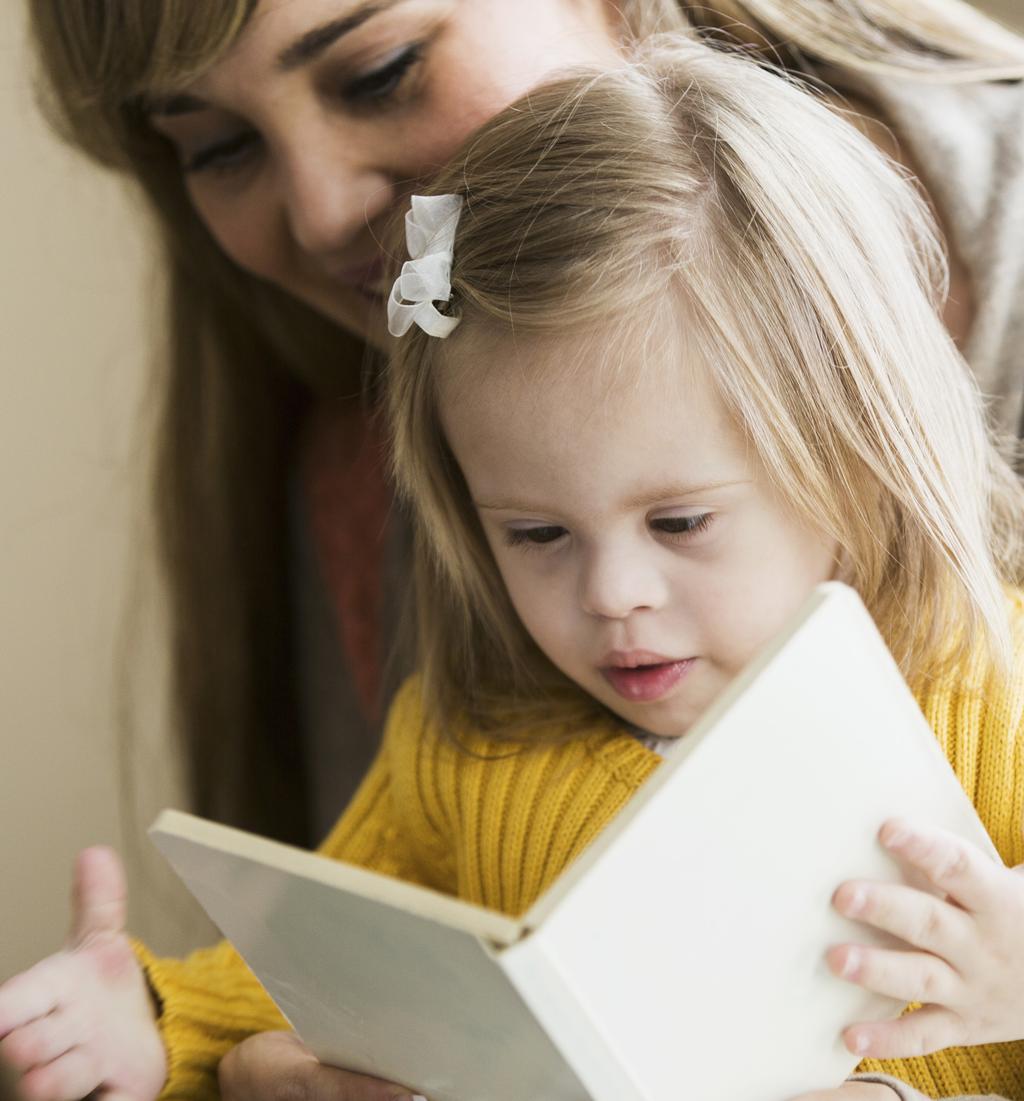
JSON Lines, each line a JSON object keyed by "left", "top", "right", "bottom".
{"left": 476, "top": 480, "right": 750, "bottom": 513}
{"left": 622, "top": 480, "right": 750, "bottom": 509}
{"left": 144, "top": 0, "right": 406, "bottom": 116}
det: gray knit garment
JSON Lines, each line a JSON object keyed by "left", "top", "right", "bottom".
{"left": 868, "top": 76, "right": 1024, "bottom": 442}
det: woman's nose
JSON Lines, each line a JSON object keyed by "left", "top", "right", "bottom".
{"left": 579, "top": 547, "right": 668, "bottom": 620}
{"left": 281, "top": 138, "right": 394, "bottom": 258}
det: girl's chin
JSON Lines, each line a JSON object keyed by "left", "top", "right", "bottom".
{"left": 608, "top": 688, "right": 725, "bottom": 743}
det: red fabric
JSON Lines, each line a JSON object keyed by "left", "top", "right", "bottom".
{"left": 300, "top": 399, "right": 392, "bottom": 722}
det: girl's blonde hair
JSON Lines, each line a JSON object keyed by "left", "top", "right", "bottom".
{"left": 25, "top": 0, "right": 1024, "bottom": 833}
{"left": 388, "top": 40, "right": 1024, "bottom": 734}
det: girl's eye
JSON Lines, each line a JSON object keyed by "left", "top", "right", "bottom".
{"left": 651, "top": 513, "right": 714, "bottom": 538}
{"left": 505, "top": 525, "right": 567, "bottom": 548}
{"left": 184, "top": 130, "right": 261, "bottom": 176}
{"left": 343, "top": 42, "right": 425, "bottom": 104}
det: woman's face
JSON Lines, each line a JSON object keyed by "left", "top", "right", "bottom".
{"left": 147, "top": 0, "right": 622, "bottom": 348}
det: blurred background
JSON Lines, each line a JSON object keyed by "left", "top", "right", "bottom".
{"left": 1, "top": 2, "right": 216, "bottom": 972}
{"left": 2, "top": 0, "right": 1023, "bottom": 980}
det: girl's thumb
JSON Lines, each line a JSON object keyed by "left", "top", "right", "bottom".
{"left": 67, "top": 845, "right": 128, "bottom": 946}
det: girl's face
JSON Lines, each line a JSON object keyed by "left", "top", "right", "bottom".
{"left": 439, "top": 323, "right": 839, "bottom": 737}
{"left": 146, "top": 0, "right": 621, "bottom": 349}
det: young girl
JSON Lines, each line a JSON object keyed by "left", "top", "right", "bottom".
{"left": 5, "top": 37, "right": 1024, "bottom": 1101}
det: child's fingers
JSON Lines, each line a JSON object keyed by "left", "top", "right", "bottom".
{"left": 0, "top": 957, "right": 68, "bottom": 1036}
{"left": 19, "top": 1047, "right": 102, "bottom": 1101}
{"left": 68, "top": 846, "right": 127, "bottom": 947}
{"left": 0, "top": 1010, "right": 78, "bottom": 1073}
{"left": 826, "top": 942, "right": 959, "bottom": 1006}
{"left": 842, "top": 1004, "right": 962, "bottom": 1060}
{"left": 879, "top": 819, "right": 1001, "bottom": 913}
{"left": 832, "top": 879, "right": 971, "bottom": 962}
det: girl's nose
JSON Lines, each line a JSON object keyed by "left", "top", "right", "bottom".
{"left": 579, "top": 547, "right": 668, "bottom": 620}
{"left": 281, "top": 139, "right": 394, "bottom": 259}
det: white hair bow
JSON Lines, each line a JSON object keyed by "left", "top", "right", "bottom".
{"left": 387, "top": 194, "right": 463, "bottom": 338}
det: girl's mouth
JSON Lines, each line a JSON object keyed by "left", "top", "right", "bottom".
{"left": 600, "top": 659, "right": 695, "bottom": 702}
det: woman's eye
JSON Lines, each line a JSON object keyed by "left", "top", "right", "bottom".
{"left": 505, "top": 525, "right": 567, "bottom": 548}
{"left": 343, "top": 42, "right": 424, "bottom": 104}
{"left": 651, "top": 513, "right": 714, "bottom": 538}
{"left": 184, "top": 130, "right": 261, "bottom": 175}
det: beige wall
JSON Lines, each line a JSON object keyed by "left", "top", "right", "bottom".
{"left": 1, "top": 8, "right": 213, "bottom": 980}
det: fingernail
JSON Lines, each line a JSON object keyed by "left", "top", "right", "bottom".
{"left": 882, "top": 824, "right": 909, "bottom": 849}
{"left": 852, "top": 1030, "right": 870, "bottom": 1054}
{"left": 843, "top": 886, "right": 867, "bottom": 915}
{"left": 840, "top": 947, "right": 861, "bottom": 978}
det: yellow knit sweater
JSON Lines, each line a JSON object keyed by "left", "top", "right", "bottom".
{"left": 141, "top": 592, "right": 1024, "bottom": 1101}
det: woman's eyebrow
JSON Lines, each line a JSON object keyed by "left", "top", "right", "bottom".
{"left": 146, "top": 93, "right": 207, "bottom": 117}
{"left": 277, "top": 0, "right": 405, "bottom": 71}
{"left": 144, "top": 0, "right": 406, "bottom": 115}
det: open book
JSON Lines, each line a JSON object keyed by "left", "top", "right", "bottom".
{"left": 150, "top": 582, "right": 997, "bottom": 1101}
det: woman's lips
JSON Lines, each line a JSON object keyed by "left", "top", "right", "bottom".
{"left": 600, "top": 659, "right": 695, "bottom": 702}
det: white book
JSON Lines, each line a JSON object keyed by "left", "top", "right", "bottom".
{"left": 150, "top": 582, "right": 998, "bottom": 1101}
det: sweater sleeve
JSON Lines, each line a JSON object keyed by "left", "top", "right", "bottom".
{"left": 139, "top": 682, "right": 434, "bottom": 1101}
{"left": 851, "top": 1072, "right": 1009, "bottom": 1100}
{"left": 134, "top": 937, "right": 286, "bottom": 1101}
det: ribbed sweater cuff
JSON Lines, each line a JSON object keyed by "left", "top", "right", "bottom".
{"left": 132, "top": 938, "right": 288, "bottom": 1101}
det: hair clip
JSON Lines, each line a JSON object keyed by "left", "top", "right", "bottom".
{"left": 387, "top": 194, "right": 463, "bottom": 338}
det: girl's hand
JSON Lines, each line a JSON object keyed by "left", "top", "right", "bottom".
{"left": 828, "top": 818, "right": 1024, "bottom": 1059}
{"left": 218, "top": 1031, "right": 420, "bottom": 1101}
{"left": 0, "top": 847, "right": 166, "bottom": 1101}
